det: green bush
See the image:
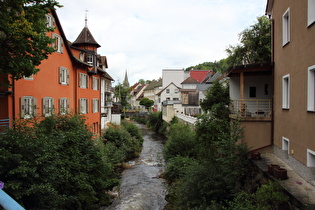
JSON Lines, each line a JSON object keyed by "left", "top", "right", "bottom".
{"left": 163, "top": 123, "right": 196, "bottom": 160}
{"left": 147, "top": 111, "right": 168, "bottom": 135}
{"left": 227, "top": 181, "right": 289, "bottom": 210}
{"left": 103, "top": 122, "right": 143, "bottom": 162}
{"left": 164, "top": 156, "right": 196, "bottom": 183}
{"left": 0, "top": 114, "right": 114, "bottom": 209}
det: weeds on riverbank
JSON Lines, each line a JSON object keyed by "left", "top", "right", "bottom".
{"left": 162, "top": 82, "right": 289, "bottom": 209}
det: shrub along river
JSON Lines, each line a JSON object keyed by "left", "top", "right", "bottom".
{"left": 105, "top": 123, "right": 167, "bottom": 210}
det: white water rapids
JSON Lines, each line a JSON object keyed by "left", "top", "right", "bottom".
{"left": 104, "top": 123, "right": 167, "bottom": 210}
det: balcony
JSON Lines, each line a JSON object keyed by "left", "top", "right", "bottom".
{"left": 0, "top": 117, "right": 10, "bottom": 133}
{"left": 104, "top": 101, "right": 113, "bottom": 107}
{"left": 230, "top": 99, "right": 272, "bottom": 120}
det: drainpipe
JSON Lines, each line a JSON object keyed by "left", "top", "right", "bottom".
{"left": 12, "top": 78, "right": 16, "bottom": 128}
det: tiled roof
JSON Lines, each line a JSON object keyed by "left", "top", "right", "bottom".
{"left": 190, "top": 70, "right": 213, "bottom": 82}
{"left": 181, "top": 77, "right": 199, "bottom": 84}
{"left": 72, "top": 26, "right": 101, "bottom": 48}
{"left": 145, "top": 79, "right": 162, "bottom": 90}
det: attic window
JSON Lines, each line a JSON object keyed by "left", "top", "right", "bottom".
{"left": 87, "top": 54, "right": 93, "bottom": 65}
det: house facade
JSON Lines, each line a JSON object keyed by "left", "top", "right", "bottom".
{"left": 0, "top": 9, "right": 114, "bottom": 135}
{"left": 266, "top": 0, "right": 315, "bottom": 181}
{"left": 228, "top": 63, "right": 273, "bottom": 151}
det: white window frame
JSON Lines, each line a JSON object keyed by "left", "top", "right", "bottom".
{"left": 166, "top": 89, "right": 170, "bottom": 94}
{"left": 23, "top": 75, "right": 34, "bottom": 80}
{"left": 282, "top": 137, "right": 289, "bottom": 154}
{"left": 43, "top": 97, "right": 54, "bottom": 117}
{"left": 79, "top": 73, "right": 88, "bottom": 89}
{"left": 307, "top": 149, "right": 315, "bottom": 167}
{"left": 59, "top": 97, "right": 69, "bottom": 115}
{"left": 174, "top": 89, "right": 179, "bottom": 94}
{"left": 307, "top": 65, "right": 315, "bottom": 111}
{"left": 92, "top": 77, "right": 99, "bottom": 90}
{"left": 59, "top": 67, "right": 69, "bottom": 85}
{"left": 87, "top": 54, "right": 94, "bottom": 66}
{"left": 282, "top": 8, "right": 290, "bottom": 46}
{"left": 92, "top": 98, "right": 99, "bottom": 113}
{"left": 80, "top": 98, "right": 88, "bottom": 114}
{"left": 46, "top": 14, "right": 54, "bottom": 27}
{"left": 20, "top": 96, "right": 37, "bottom": 119}
{"left": 282, "top": 74, "right": 290, "bottom": 109}
{"left": 52, "top": 33, "right": 63, "bottom": 53}
{"left": 308, "top": 0, "right": 315, "bottom": 26}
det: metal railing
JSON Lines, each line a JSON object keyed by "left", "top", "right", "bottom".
{"left": 175, "top": 113, "right": 197, "bottom": 125}
{"left": 0, "top": 117, "right": 10, "bottom": 133}
{"left": 230, "top": 99, "right": 272, "bottom": 117}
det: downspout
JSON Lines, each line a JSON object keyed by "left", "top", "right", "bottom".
{"left": 271, "top": 18, "right": 275, "bottom": 147}
{"left": 250, "top": 18, "right": 275, "bottom": 153}
{"left": 12, "top": 78, "right": 16, "bottom": 128}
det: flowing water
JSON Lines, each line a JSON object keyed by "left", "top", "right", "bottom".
{"left": 105, "top": 123, "right": 168, "bottom": 210}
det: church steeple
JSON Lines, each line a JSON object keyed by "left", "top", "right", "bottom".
{"left": 123, "top": 70, "right": 130, "bottom": 87}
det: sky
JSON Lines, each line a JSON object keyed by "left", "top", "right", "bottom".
{"left": 56, "top": 0, "right": 267, "bottom": 86}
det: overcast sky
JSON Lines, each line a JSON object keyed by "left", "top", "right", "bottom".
{"left": 56, "top": 0, "right": 267, "bottom": 86}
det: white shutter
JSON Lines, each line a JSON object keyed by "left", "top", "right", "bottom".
{"left": 20, "top": 97, "right": 25, "bottom": 118}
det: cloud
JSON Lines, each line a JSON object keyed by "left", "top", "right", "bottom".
{"left": 56, "top": 0, "right": 267, "bottom": 85}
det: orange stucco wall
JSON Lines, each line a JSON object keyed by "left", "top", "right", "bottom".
{"left": 2, "top": 11, "right": 103, "bottom": 135}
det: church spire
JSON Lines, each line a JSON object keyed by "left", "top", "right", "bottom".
{"left": 123, "top": 70, "right": 130, "bottom": 87}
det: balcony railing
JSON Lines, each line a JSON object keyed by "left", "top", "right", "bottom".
{"left": 104, "top": 101, "right": 113, "bottom": 107}
{"left": 230, "top": 99, "right": 272, "bottom": 118}
{"left": 0, "top": 117, "right": 10, "bottom": 133}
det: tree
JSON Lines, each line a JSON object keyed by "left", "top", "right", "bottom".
{"left": 139, "top": 97, "right": 154, "bottom": 110}
{"left": 200, "top": 81, "right": 230, "bottom": 119}
{"left": 185, "top": 59, "right": 228, "bottom": 73}
{"left": 226, "top": 16, "right": 271, "bottom": 67}
{"left": 0, "top": 0, "right": 60, "bottom": 85}
{"left": 138, "top": 79, "right": 145, "bottom": 84}
{"left": 114, "top": 83, "right": 130, "bottom": 108}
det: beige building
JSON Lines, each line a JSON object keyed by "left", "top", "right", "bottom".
{"left": 266, "top": 0, "right": 315, "bottom": 181}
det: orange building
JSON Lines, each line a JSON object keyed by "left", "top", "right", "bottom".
{"left": 0, "top": 9, "right": 113, "bottom": 135}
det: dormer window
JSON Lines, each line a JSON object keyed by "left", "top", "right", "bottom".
{"left": 87, "top": 54, "right": 93, "bottom": 66}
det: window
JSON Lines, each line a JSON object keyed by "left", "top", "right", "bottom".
{"left": 20, "top": 96, "right": 37, "bottom": 119}
{"left": 249, "top": 87, "right": 256, "bottom": 98}
{"left": 282, "top": 137, "right": 289, "bottom": 154}
{"left": 282, "top": 74, "right": 290, "bottom": 109}
{"left": 92, "top": 77, "right": 99, "bottom": 90}
{"left": 43, "top": 97, "right": 54, "bottom": 117}
{"left": 166, "top": 89, "right": 170, "bottom": 94}
{"left": 46, "top": 14, "right": 54, "bottom": 27}
{"left": 23, "top": 75, "right": 34, "bottom": 80}
{"left": 173, "top": 98, "right": 179, "bottom": 101}
{"left": 79, "top": 73, "right": 89, "bottom": 89}
{"left": 87, "top": 54, "right": 94, "bottom": 66}
{"left": 59, "top": 67, "right": 69, "bottom": 85}
{"left": 52, "top": 33, "right": 63, "bottom": 53}
{"left": 80, "top": 98, "right": 88, "bottom": 114}
{"left": 92, "top": 99, "right": 99, "bottom": 113}
{"left": 308, "top": 0, "right": 315, "bottom": 26}
{"left": 282, "top": 8, "right": 290, "bottom": 46}
{"left": 59, "top": 97, "right": 69, "bottom": 115}
{"left": 307, "top": 149, "right": 315, "bottom": 167}
{"left": 308, "top": 65, "right": 315, "bottom": 111}
{"left": 174, "top": 89, "right": 179, "bottom": 94}
{"left": 264, "top": 84, "right": 269, "bottom": 95}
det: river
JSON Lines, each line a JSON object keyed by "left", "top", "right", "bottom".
{"left": 104, "top": 123, "right": 168, "bottom": 210}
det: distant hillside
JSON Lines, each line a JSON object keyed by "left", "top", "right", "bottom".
{"left": 185, "top": 58, "right": 228, "bottom": 73}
